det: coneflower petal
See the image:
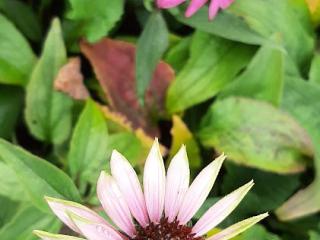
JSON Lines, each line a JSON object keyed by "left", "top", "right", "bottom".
{"left": 157, "top": 0, "right": 186, "bottom": 8}
{"left": 69, "top": 213, "right": 125, "bottom": 240}
{"left": 164, "top": 145, "right": 190, "bottom": 222}
{"left": 177, "top": 154, "right": 225, "bottom": 224}
{"left": 143, "top": 139, "right": 166, "bottom": 223}
{"left": 111, "top": 150, "right": 149, "bottom": 227}
{"left": 185, "top": 0, "right": 209, "bottom": 17}
{"left": 45, "top": 197, "right": 109, "bottom": 234}
{"left": 97, "top": 172, "right": 136, "bottom": 237}
{"left": 33, "top": 230, "right": 85, "bottom": 239}
{"left": 209, "top": 0, "right": 221, "bottom": 20}
{"left": 220, "top": 0, "right": 234, "bottom": 9}
{"left": 193, "top": 180, "right": 254, "bottom": 236}
{"left": 206, "top": 213, "right": 269, "bottom": 240}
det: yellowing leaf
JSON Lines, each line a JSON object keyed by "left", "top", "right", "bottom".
{"left": 305, "top": 0, "right": 320, "bottom": 24}
{"left": 169, "top": 115, "right": 201, "bottom": 168}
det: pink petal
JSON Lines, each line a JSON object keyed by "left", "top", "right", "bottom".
{"left": 185, "top": 0, "right": 209, "bottom": 17}
{"left": 192, "top": 181, "right": 254, "bottom": 236}
{"left": 177, "top": 154, "right": 226, "bottom": 225}
{"left": 207, "top": 213, "right": 269, "bottom": 240}
{"left": 143, "top": 139, "right": 166, "bottom": 223}
{"left": 220, "top": 0, "right": 234, "bottom": 9}
{"left": 110, "top": 150, "right": 149, "bottom": 227}
{"left": 157, "top": 0, "right": 186, "bottom": 8}
{"left": 45, "top": 197, "right": 109, "bottom": 234}
{"left": 97, "top": 172, "right": 136, "bottom": 237}
{"left": 209, "top": 0, "right": 221, "bottom": 20}
{"left": 33, "top": 230, "right": 85, "bottom": 240}
{"left": 69, "top": 213, "right": 125, "bottom": 240}
{"left": 164, "top": 145, "right": 190, "bottom": 222}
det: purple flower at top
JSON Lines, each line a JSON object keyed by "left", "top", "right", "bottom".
{"left": 157, "top": 0, "right": 235, "bottom": 19}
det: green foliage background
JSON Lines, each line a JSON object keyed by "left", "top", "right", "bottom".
{"left": 0, "top": 0, "right": 320, "bottom": 239}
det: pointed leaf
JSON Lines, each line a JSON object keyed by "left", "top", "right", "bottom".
{"left": 0, "top": 204, "right": 61, "bottom": 240}
{"left": 166, "top": 31, "right": 254, "bottom": 113}
{"left": 25, "top": 18, "right": 72, "bottom": 144}
{"left": 68, "top": 99, "right": 108, "bottom": 184}
{"left": 0, "top": 14, "right": 36, "bottom": 85}
{"left": 136, "top": 11, "right": 169, "bottom": 103}
{"left": 198, "top": 97, "right": 313, "bottom": 173}
{"left": 0, "top": 139, "right": 81, "bottom": 212}
{"left": 220, "top": 37, "right": 285, "bottom": 106}
{"left": 67, "top": 0, "right": 124, "bottom": 42}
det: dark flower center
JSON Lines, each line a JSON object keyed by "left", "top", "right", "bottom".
{"left": 132, "top": 217, "right": 205, "bottom": 240}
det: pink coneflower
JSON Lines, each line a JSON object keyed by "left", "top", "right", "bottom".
{"left": 157, "top": 0, "right": 235, "bottom": 20}
{"left": 34, "top": 139, "right": 267, "bottom": 240}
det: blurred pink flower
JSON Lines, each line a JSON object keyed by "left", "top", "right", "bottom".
{"left": 157, "top": 0, "right": 235, "bottom": 19}
{"left": 34, "top": 139, "right": 267, "bottom": 240}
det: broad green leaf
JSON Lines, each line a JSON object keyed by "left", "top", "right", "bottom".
{"left": 220, "top": 37, "right": 285, "bottom": 106}
{"left": 309, "top": 53, "right": 320, "bottom": 84}
{"left": 0, "top": 85, "right": 23, "bottom": 139}
{"left": 0, "top": 0, "right": 42, "bottom": 41}
{"left": 166, "top": 31, "right": 254, "bottom": 113}
{"left": 67, "top": 0, "right": 124, "bottom": 42}
{"left": 0, "top": 196, "right": 20, "bottom": 228}
{"left": 0, "top": 139, "right": 81, "bottom": 212}
{"left": 276, "top": 77, "right": 320, "bottom": 220}
{"left": 227, "top": 0, "right": 314, "bottom": 67}
{"left": 169, "top": 115, "right": 201, "bottom": 169}
{"left": 198, "top": 97, "right": 313, "bottom": 174}
{"left": 25, "top": 18, "right": 73, "bottom": 144}
{"left": 222, "top": 162, "right": 300, "bottom": 223}
{"left": 309, "top": 231, "right": 320, "bottom": 240}
{"left": 172, "top": 8, "right": 266, "bottom": 45}
{"left": 0, "top": 161, "right": 26, "bottom": 201}
{"left": 69, "top": 99, "right": 108, "bottom": 184}
{"left": 173, "top": 0, "right": 314, "bottom": 67}
{"left": 233, "top": 225, "right": 280, "bottom": 240}
{"left": 0, "top": 14, "right": 36, "bottom": 85}
{"left": 165, "top": 36, "right": 191, "bottom": 72}
{"left": 0, "top": 204, "right": 61, "bottom": 240}
{"left": 136, "top": 11, "right": 169, "bottom": 104}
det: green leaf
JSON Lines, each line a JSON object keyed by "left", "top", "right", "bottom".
{"left": 25, "top": 18, "right": 73, "bottom": 144}
{"left": 0, "top": 0, "right": 42, "bottom": 41}
{"left": 67, "top": 0, "right": 124, "bottom": 42}
{"left": 105, "top": 132, "right": 142, "bottom": 167}
{"left": 136, "top": 11, "right": 169, "bottom": 104}
{"left": 69, "top": 100, "right": 108, "bottom": 184}
{"left": 0, "top": 14, "right": 36, "bottom": 85}
{"left": 309, "top": 231, "right": 320, "bottom": 240}
{"left": 0, "top": 161, "right": 27, "bottom": 201}
{"left": 173, "top": 0, "right": 314, "bottom": 67}
{"left": 166, "top": 31, "right": 254, "bottom": 113}
{"left": 0, "top": 204, "right": 61, "bottom": 240}
{"left": 172, "top": 8, "right": 266, "bottom": 45}
{"left": 309, "top": 53, "right": 320, "bottom": 84}
{"left": 0, "top": 85, "right": 23, "bottom": 139}
{"left": 227, "top": 0, "right": 314, "bottom": 67}
{"left": 198, "top": 97, "right": 313, "bottom": 174}
{"left": 0, "top": 196, "right": 20, "bottom": 228}
{"left": 234, "top": 225, "right": 281, "bottom": 240}
{"left": 220, "top": 37, "right": 285, "bottom": 106}
{"left": 165, "top": 36, "right": 191, "bottom": 72}
{"left": 222, "top": 162, "right": 300, "bottom": 222}
{"left": 0, "top": 139, "right": 81, "bottom": 212}
{"left": 276, "top": 77, "right": 320, "bottom": 220}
